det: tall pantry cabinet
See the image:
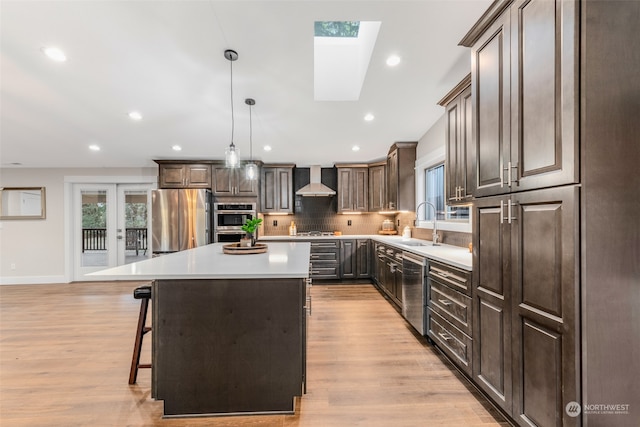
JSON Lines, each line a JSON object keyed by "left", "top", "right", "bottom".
{"left": 461, "top": 0, "right": 639, "bottom": 426}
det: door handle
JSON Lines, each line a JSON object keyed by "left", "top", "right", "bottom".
{"left": 438, "top": 332, "right": 452, "bottom": 341}
{"left": 438, "top": 299, "right": 452, "bottom": 306}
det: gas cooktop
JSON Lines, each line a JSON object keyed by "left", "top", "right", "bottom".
{"left": 296, "top": 231, "right": 335, "bottom": 237}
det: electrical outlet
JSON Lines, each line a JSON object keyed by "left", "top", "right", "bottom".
{"left": 397, "top": 219, "right": 400, "bottom": 226}
{"left": 273, "top": 220, "right": 278, "bottom": 226}
{"left": 347, "top": 220, "right": 352, "bottom": 226}
{"left": 10, "top": 263, "right": 16, "bottom": 270}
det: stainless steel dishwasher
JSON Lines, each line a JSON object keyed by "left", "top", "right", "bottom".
{"left": 402, "top": 252, "right": 427, "bottom": 335}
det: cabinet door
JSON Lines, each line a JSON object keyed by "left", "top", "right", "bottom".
{"left": 339, "top": 240, "right": 356, "bottom": 279}
{"left": 471, "top": 12, "right": 511, "bottom": 197}
{"left": 337, "top": 168, "right": 354, "bottom": 213}
{"left": 460, "top": 87, "right": 473, "bottom": 200}
{"left": 387, "top": 151, "right": 398, "bottom": 210}
{"left": 509, "top": 0, "right": 578, "bottom": 193}
{"left": 368, "top": 165, "right": 386, "bottom": 212}
{"left": 212, "top": 166, "right": 233, "bottom": 195}
{"left": 159, "top": 164, "right": 186, "bottom": 188}
{"left": 353, "top": 168, "right": 368, "bottom": 212}
{"left": 235, "top": 169, "right": 258, "bottom": 196}
{"left": 510, "top": 186, "right": 579, "bottom": 427}
{"left": 261, "top": 167, "right": 292, "bottom": 213}
{"left": 185, "top": 165, "right": 212, "bottom": 188}
{"left": 446, "top": 95, "right": 461, "bottom": 204}
{"left": 355, "top": 239, "right": 371, "bottom": 278}
{"left": 276, "top": 168, "right": 293, "bottom": 212}
{"left": 472, "top": 194, "right": 512, "bottom": 414}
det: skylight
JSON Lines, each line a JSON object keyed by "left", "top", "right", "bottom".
{"left": 314, "top": 21, "right": 381, "bottom": 101}
{"left": 314, "top": 21, "right": 360, "bottom": 38}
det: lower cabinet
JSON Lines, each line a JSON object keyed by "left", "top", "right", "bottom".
{"left": 372, "top": 243, "right": 403, "bottom": 306}
{"left": 309, "top": 241, "right": 339, "bottom": 280}
{"left": 426, "top": 260, "right": 473, "bottom": 376}
{"left": 340, "top": 239, "right": 371, "bottom": 279}
{"left": 472, "top": 186, "right": 579, "bottom": 426}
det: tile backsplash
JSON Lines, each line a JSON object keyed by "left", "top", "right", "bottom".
{"left": 261, "top": 197, "right": 471, "bottom": 248}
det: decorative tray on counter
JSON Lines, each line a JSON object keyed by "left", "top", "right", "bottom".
{"left": 223, "top": 243, "right": 268, "bottom": 255}
{"left": 378, "top": 230, "right": 398, "bottom": 235}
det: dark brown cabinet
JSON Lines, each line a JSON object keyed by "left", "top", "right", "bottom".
{"left": 426, "top": 260, "right": 473, "bottom": 376}
{"left": 468, "top": 0, "right": 578, "bottom": 198}
{"left": 308, "top": 241, "right": 339, "bottom": 280}
{"left": 212, "top": 164, "right": 258, "bottom": 197}
{"left": 368, "top": 162, "right": 386, "bottom": 212}
{"left": 260, "top": 165, "right": 294, "bottom": 213}
{"left": 340, "top": 239, "right": 371, "bottom": 280}
{"left": 386, "top": 142, "right": 417, "bottom": 211}
{"left": 439, "top": 76, "right": 472, "bottom": 204}
{"left": 472, "top": 186, "right": 579, "bottom": 425}
{"left": 157, "top": 162, "right": 212, "bottom": 189}
{"left": 336, "top": 166, "right": 368, "bottom": 213}
{"left": 374, "top": 243, "right": 403, "bottom": 306}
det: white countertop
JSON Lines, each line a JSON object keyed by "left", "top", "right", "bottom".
{"left": 88, "top": 242, "right": 311, "bottom": 280}
{"left": 260, "top": 234, "right": 472, "bottom": 271}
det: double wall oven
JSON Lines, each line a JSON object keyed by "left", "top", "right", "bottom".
{"left": 213, "top": 202, "right": 256, "bottom": 242}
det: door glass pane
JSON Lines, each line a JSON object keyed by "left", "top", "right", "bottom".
{"left": 81, "top": 190, "right": 108, "bottom": 267}
{"left": 124, "top": 190, "right": 148, "bottom": 264}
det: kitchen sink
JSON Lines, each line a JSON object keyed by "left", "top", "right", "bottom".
{"left": 402, "top": 241, "right": 429, "bottom": 247}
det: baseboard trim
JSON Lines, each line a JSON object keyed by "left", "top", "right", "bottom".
{"left": 0, "top": 275, "right": 68, "bottom": 285}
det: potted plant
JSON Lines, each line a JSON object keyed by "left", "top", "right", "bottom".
{"left": 240, "top": 217, "right": 263, "bottom": 247}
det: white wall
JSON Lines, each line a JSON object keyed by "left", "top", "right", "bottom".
{"left": 417, "top": 113, "right": 446, "bottom": 158}
{"left": 0, "top": 167, "right": 156, "bottom": 284}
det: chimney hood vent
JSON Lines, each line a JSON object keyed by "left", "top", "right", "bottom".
{"left": 296, "top": 166, "right": 336, "bottom": 197}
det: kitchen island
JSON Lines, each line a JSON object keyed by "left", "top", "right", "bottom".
{"left": 91, "top": 242, "right": 311, "bottom": 418}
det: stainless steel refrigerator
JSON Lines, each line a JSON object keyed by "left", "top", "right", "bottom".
{"left": 151, "top": 189, "right": 211, "bottom": 254}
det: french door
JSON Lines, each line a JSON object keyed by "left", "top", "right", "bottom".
{"left": 73, "top": 183, "right": 153, "bottom": 280}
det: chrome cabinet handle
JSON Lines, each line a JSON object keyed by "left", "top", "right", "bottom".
{"left": 438, "top": 332, "right": 452, "bottom": 341}
{"left": 438, "top": 299, "right": 452, "bottom": 306}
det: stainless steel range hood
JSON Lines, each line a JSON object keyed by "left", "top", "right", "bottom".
{"left": 296, "top": 166, "right": 336, "bottom": 197}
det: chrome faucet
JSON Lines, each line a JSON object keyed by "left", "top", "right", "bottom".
{"left": 415, "top": 201, "right": 440, "bottom": 246}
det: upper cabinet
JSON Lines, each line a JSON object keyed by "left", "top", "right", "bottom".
{"left": 387, "top": 142, "right": 417, "bottom": 211}
{"left": 439, "top": 75, "right": 472, "bottom": 205}
{"left": 464, "top": 0, "right": 578, "bottom": 197}
{"left": 260, "top": 164, "right": 294, "bottom": 213}
{"left": 368, "top": 162, "right": 386, "bottom": 212}
{"left": 157, "top": 162, "right": 212, "bottom": 189}
{"left": 212, "top": 163, "right": 258, "bottom": 197}
{"left": 336, "top": 165, "right": 368, "bottom": 213}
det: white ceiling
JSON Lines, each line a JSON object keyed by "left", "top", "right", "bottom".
{"left": 0, "top": 0, "right": 491, "bottom": 169}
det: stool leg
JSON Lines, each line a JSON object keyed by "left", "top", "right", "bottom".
{"left": 129, "top": 298, "right": 149, "bottom": 384}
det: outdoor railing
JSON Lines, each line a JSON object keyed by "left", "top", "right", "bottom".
{"left": 82, "top": 228, "right": 148, "bottom": 254}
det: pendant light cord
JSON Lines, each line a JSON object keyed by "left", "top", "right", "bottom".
{"left": 249, "top": 103, "right": 253, "bottom": 160}
{"left": 230, "top": 58, "right": 235, "bottom": 147}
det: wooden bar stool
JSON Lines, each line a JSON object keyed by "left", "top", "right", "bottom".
{"left": 128, "top": 285, "right": 152, "bottom": 384}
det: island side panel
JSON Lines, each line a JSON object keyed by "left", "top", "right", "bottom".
{"left": 153, "top": 278, "right": 304, "bottom": 416}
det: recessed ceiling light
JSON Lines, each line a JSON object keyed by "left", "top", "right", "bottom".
{"left": 89, "top": 144, "right": 100, "bottom": 151}
{"left": 263, "top": 145, "right": 272, "bottom": 151}
{"left": 386, "top": 55, "right": 401, "bottom": 66}
{"left": 172, "top": 145, "right": 182, "bottom": 151}
{"left": 41, "top": 46, "right": 67, "bottom": 62}
{"left": 364, "top": 113, "right": 375, "bottom": 121}
{"left": 128, "top": 111, "right": 142, "bottom": 121}
{"left": 352, "top": 146, "right": 360, "bottom": 152}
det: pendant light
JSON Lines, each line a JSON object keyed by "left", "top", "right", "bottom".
{"left": 224, "top": 49, "right": 240, "bottom": 168}
{"left": 245, "top": 98, "right": 258, "bottom": 180}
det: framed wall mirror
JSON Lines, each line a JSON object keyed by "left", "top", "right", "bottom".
{"left": 0, "top": 187, "right": 46, "bottom": 219}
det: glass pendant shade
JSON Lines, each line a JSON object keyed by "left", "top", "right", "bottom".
{"left": 225, "top": 143, "right": 240, "bottom": 167}
{"left": 245, "top": 162, "right": 258, "bottom": 180}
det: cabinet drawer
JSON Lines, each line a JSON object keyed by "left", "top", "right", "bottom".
{"left": 428, "top": 260, "right": 471, "bottom": 296}
{"left": 309, "top": 264, "right": 339, "bottom": 279}
{"left": 309, "top": 251, "right": 338, "bottom": 262}
{"left": 427, "top": 309, "right": 472, "bottom": 377}
{"left": 310, "top": 241, "right": 339, "bottom": 249}
{"left": 428, "top": 279, "right": 472, "bottom": 336}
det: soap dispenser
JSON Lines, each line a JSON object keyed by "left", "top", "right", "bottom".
{"left": 289, "top": 221, "right": 297, "bottom": 236}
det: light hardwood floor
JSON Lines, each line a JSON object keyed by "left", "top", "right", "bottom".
{"left": 0, "top": 282, "right": 509, "bottom": 426}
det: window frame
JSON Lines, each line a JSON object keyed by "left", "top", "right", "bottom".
{"left": 414, "top": 148, "right": 472, "bottom": 233}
